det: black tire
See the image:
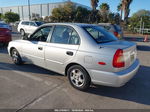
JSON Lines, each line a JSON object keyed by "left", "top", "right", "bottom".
{"left": 20, "top": 29, "right": 25, "bottom": 36}
{"left": 11, "top": 48, "right": 23, "bottom": 65}
{"left": 67, "top": 65, "right": 91, "bottom": 91}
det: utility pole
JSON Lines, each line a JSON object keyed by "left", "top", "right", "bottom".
{"left": 140, "top": 17, "right": 142, "bottom": 34}
{"left": 142, "top": 22, "right": 145, "bottom": 35}
{"left": 28, "top": 0, "right": 31, "bottom": 20}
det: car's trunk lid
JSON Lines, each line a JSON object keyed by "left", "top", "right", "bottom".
{"left": 99, "top": 40, "right": 137, "bottom": 70}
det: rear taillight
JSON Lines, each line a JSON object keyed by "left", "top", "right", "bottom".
{"left": 114, "top": 32, "right": 118, "bottom": 37}
{"left": 113, "top": 49, "right": 125, "bottom": 68}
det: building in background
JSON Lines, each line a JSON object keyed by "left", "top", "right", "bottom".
{"left": 0, "top": 1, "right": 91, "bottom": 20}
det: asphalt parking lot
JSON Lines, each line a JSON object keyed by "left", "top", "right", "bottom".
{"left": 0, "top": 28, "right": 150, "bottom": 111}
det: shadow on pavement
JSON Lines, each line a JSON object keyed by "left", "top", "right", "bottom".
{"left": 0, "top": 62, "right": 63, "bottom": 77}
{"left": 87, "top": 65, "right": 150, "bottom": 105}
{"left": 1, "top": 60, "right": 150, "bottom": 105}
{"left": 137, "top": 45, "right": 150, "bottom": 51}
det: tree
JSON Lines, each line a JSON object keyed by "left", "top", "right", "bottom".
{"left": 121, "top": 0, "right": 133, "bottom": 24}
{"left": 44, "top": 16, "right": 51, "bottom": 23}
{"left": 107, "top": 13, "right": 121, "bottom": 25}
{"left": 100, "top": 3, "right": 110, "bottom": 12}
{"left": 50, "top": 2, "right": 91, "bottom": 23}
{"left": 117, "top": 3, "right": 123, "bottom": 20}
{"left": 74, "top": 6, "right": 90, "bottom": 23}
{"left": 128, "top": 10, "right": 150, "bottom": 31}
{"left": 0, "top": 13, "right": 3, "bottom": 20}
{"left": 90, "top": 0, "right": 99, "bottom": 11}
{"left": 114, "top": 13, "right": 121, "bottom": 25}
{"left": 132, "top": 9, "right": 150, "bottom": 17}
{"left": 3, "top": 12, "right": 20, "bottom": 23}
{"left": 89, "top": 10, "right": 101, "bottom": 23}
{"left": 99, "top": 3, "right": 110, "bottom": 23}
{"left": 50, "top": 2, "right": 76, "bottom": 22}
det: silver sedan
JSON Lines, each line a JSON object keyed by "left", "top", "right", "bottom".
{"left": 8, "top": 23, "right": 140, "bottom": 90}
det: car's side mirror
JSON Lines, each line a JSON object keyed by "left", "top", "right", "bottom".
{"left": 22, "top": 34, "right": 31, "bottom": 40}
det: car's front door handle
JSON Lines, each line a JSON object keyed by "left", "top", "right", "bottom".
{"left": 38, "top": 47, "right": 43, "bottom": 50}
{"left": 66, "top": 51, "right": 73, "bottom": 56}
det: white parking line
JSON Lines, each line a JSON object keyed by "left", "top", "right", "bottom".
{"left": 0, "top": 64, "right": 43, "bottom": 82}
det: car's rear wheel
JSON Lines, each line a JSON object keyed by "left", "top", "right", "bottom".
{"left": 20, "top": 29, "right": 25, "bottom": 36}
{"left": 11, "top": 48, "right": 22, "bottom": 65}
{"left": 67, "top": 65, "right": 91, "bottom": 91}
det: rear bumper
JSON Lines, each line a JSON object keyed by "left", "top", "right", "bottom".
{"left": 88, "top": 59, "right": 140, "bottom": 87}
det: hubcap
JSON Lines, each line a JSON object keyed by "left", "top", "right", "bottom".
{"left": 12, "top": 50, "right": 19, "bottom": 63}
{"left": 70, "top": 69, "right": 85, "bottom": 87}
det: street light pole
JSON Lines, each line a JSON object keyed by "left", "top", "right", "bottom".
{"left": 140, "top": 17, "right": 142, "bottom": 34}
{"left": 28, "top": 0, "right": 31, "bottom": 20}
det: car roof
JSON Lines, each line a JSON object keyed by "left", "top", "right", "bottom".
{"left": 0, "top": 23, "right": 9, "bottom": 25}
{"left": 98, "top": 23, "right": 116, "bottom": 27}
{"left": 21, "top": 20, "right": 42, "bottom": 22}
{"left": 41, "top": 23, "right": 97, "bottom": 28}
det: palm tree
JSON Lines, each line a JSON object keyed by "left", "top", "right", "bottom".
{"left": 121, "top": 0, "right": 133, "bottom": 24}
{"left": 90, "top": 0, "right": 99, "bottom": 11}
{"left": 100, "top": 3, "right": 110, "bottom": 12}
{"left": 99, "top": 3, "right": 110, "bottom": 22}
{"left": 117, "top": 3, "right": 123, "bottom": 20}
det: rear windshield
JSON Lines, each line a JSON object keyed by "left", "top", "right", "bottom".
{"left": 83, "top": 26, "right": 118, "bottom": 43}
{"left": 35, "top": 22, "right": 44, "bottom": 26}
{"left": 114, "top": 25, "right": 122, "bottom": 32}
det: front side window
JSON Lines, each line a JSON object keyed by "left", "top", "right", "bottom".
{"left": 50, "top": 26, "right": 80, "bottom": 45}
{"left": 29, "top": 26, "right": 52, "bottom": 42}
{"left": 30, "top": 22, "right": 36, "bottom": 26}
{"left": 21, "top": 21, "right": 29, "bottom": 25}
{"left": 83, "top": 26, "right": 118, "bottom": 43}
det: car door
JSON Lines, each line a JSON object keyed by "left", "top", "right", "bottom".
{"left": 45, "top": 25, "right": 80, "bottom": 74}
{"left": 21, "top": 26, "right": 53, "bottom": 68}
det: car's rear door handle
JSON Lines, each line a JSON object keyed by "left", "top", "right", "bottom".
{"left": 38, "top": 47, "right": 43, "bottom": 50}
{"left": 66, "top": 51, "right": 73, "bottom": 56}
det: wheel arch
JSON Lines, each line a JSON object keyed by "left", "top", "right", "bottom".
{"left": 10, "top": 47, "right": 16, "bottom": 56}
{"left": 20, "top": 28, "right": 24, "bottom": 32}
{"left": 65, "top": 62, "right": 90, "bottom": 78}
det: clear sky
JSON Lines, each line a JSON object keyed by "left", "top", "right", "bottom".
{"left": 0, "top": 0, "right": 149, "bottom": 16}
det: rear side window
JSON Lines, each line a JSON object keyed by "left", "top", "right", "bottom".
{"left": 50, "top": 25, "right": 80, "bottom": 45}
{"left": 83, "top": 26, "right": 118, "bottom": 43}
{"left": 21, "top": 21, "right": 29, "bottom": 25}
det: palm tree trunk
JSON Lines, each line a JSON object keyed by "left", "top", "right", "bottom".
{"left": 121, "top": 9, "right": 123, "bottom": 20}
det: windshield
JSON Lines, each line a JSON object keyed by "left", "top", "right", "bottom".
{"left": 35, "top": 22, "right": 44, "bottom": 26}
{"left": 83, "top": 26, "right": 118, "bottom": 43}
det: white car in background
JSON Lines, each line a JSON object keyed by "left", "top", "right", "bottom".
{"left": 17, "top": 21, "right": 44, "bottom": 36}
